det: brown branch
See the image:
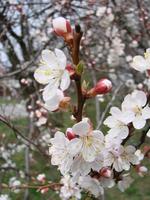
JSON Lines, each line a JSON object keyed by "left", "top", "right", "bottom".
{"left": 1, "top": 182, "right": 62, "bottom": 191}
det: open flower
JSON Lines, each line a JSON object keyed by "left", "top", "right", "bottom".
{"left": 69, "top": 118, "right": 105, "bottom": 162}
{"left": 34, "top": 49, "right": 70, "bottom": 101}
{"left": 49, "top": 132, "right": 73, "bottom": 175}
{"left": 104, "top": 145, "right": 139, "bottom": 172}
{"left": 104, "top": 107, "right": 134, "bottom": 140}
{"left": 78, "top": 176, "right": 104, "bottom": 198}
{"left": 121, "top": 90, "right": 150, "bottom": 129}
{"left": 130, "top": 48, "right": 150, "bottom": 72}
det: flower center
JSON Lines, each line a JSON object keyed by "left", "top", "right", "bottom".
{"left": 133, "top": 106, "right": 142, "bottom": 116}
{"left": 83, "top": 136, "right": 93, "bottom": 147}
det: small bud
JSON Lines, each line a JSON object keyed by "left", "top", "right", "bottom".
{"left": 100, "top": 167, "right": 112, "bottom": 178}
{"left": 35, "top": 110, "right": 42, "bottom": 118}
{"left": 37, "top": 174, "right": 46, "bottom": 183}
{"left": 135, "top": 165, "right": 148, "bottom": 177}
{"left": 94, "top": 78, "right": 112, "bottom": 94}
{"left": 40, "top": 187, "right": 49, "bottom": 194}
{"left": 87, "top": 78, "right": 112, "bottom": 97}
{"left": 66, "top": 128, "right": 76, "bottom": 140}
{"left": 52, "top": 17, "right": 72, "bottom": 37}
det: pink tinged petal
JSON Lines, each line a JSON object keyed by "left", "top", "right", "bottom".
{"left": 131, "top": 55, "right": 148, "bottom": 72}
{"left": 132, "top": 90, "right": 147, "bottom": 107}
{"left": 60, "top": 70, "right": 70, "bottom": 91}
{"left": 52, "top": 17, "right": 67, "bottom": 34}
{"left": 103, "top": 116, "right": 118, "bottom": 128}
{"left": 69, "top": 138, "right": 82, "bottom": 155}
{"left": 44, "top": 89, "right": 64, "bottom": 111}
{"left": 41, "top": 49, "right": 58, "bottom": 69}
{"left": 42, "top": 80, "right": 59, "bottom": 101}
{"left": 55, "top": 49, "right": 66, "bottom": 69}
{"left": 34, "top": 66, "right": 52, "bottom": 84}
{"left": 72, "top": 121, "right": 90, "bottom": 136}
{"left": 132, "top": 116, "right": 146, "bottom": 129}
{"left": 142, "top": 105, "right": 150, "bottom": 119}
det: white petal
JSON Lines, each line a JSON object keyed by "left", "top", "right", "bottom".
{"left": 55, "top": 48, "right": 66, "bottom": 69}
{"left": 69, "top": 138, "right": 82, "bottom": 156}
{"left": 42, "top": 80, "right": 59, "bottom": 101}
{"left": 82, "top": 145, "right": 97, "bottom": 162}
{"left": 104, "top": 116, "right": 118, "bottom": 128}
{"left": 44, "top": 89, "right": 64, "bottom": 111}
{"left": 131, "top": 55, "right": 148, "bottom": 72}
{"left": 41, "top": 49, "right": 58, "bottom": 69}
{"left": 132, "top": 116, "right": 146, "bottom": 129}
{"left": 142, "top": 105, "right": 150, "bottom": 119}
{"left": 60, "top": 70, "right": 71, "bottom": 91}
{"left": 147, "top": 129, "right": 150, "bottom": 137}
{"left": 108, "top": 126, "right": 129, "bottom": 139}
{"left": 113, "top": 158, "right": 123, "bottom": 172}
{"left": 110, "top": 107, "right": 122, "bottom": 117}
{"left": 72, "top": 121, "right": 90, "bottom": 136}
{"left": 125, "top": 145, "right": 136, "bottom": 154}
{"left": 120, "top": 111, "right": 135, "bottom": 124}
{"left": 34, "top": 66, "right": 52, "bottom": 84}
{"left": 133, "top": 90, "right": 147, "bottom": 107}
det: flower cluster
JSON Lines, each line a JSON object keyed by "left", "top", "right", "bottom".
{"left": 32, "top": 16, "right": 150, "bottom": 200}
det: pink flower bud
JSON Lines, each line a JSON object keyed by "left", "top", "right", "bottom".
{"left": 100, "top": 167, "right": 112, "bottom": 178}
{"left": 37, "top": 174, "right": 46, "bottom": 183}
{"left": 66, "top": 128, "right": 76, "bottom": 140}
{"left": 52, "top": 17, "right": 72, "bottom": 37}
{"left": 94, "top": 78, "right": 112, "bottom": 94}
{"left": 40, "top": 187, "right": 49, "bottom": 194}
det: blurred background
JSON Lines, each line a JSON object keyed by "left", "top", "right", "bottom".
{"left": 0, "top": 0, "right": 150, "bottom": 199}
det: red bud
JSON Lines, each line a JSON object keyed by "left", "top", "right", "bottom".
{"left": 66, "top": 128, "right": 76, "bottom": 140}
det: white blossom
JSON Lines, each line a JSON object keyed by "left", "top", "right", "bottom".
{"left": 49, "top": 131, "right": 73, "bottom": 175}
{"left": 122, "top": 90, "right": 150, "bottom": 129}
{"left": 131, "top": 48, "right": 150, "bottom": 72}
{"left": 117, "top": 174, "right": 133, "bottom": 192}
{"left": 69, "top": 118, "right": 105, "bottom": 162}
{"left": 104, "top": 107, "right": 134, "bottom": 140}
{"left": 34, "top": 49, "right": 70, "bottom": 101}
{"left": 104, "top": 145, "right": 139, "bottom": 172}
{"left": 60, "top": 175, "right": 81, "bottom": 200}
{"left": 9, "top": 177, "right": 21, "bottom": 193}
{"left": 78, "top": 176, "right": 104, "bottom": 198}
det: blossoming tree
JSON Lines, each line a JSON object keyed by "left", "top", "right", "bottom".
{"left": 0, "top": 1, "right": 150, "bottom": 200}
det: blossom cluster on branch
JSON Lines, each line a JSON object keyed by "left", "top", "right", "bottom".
{"left": 31, "top": 17, "right": 150, "bottom": 199}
